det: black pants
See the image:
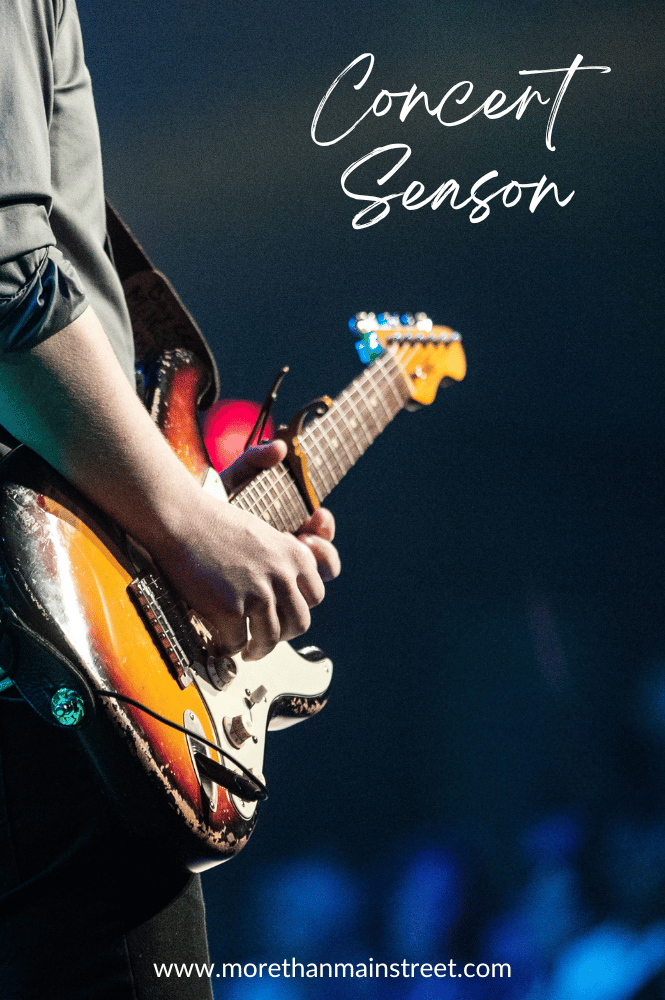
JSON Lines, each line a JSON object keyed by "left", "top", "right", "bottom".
{"left": 0, "top": 695, "right": 214, "bottom": 1000}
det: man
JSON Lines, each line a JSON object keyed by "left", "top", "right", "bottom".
{"left": 0, "top": 0, "right": 340, "bottom": 995}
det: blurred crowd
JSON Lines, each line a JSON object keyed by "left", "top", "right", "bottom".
{"left": 210, "top": 659, "right": 665, "bottom": 1000}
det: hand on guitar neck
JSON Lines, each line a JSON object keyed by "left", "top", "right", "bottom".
{"left": 221, "top": 439, "right": 340, "bottom": 585}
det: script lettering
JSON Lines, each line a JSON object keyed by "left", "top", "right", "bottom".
{"left": 312, "top": 52, "right": 610, "bottom": 228}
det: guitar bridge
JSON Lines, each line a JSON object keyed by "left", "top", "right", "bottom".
{"left": 127, "top": 572, "right": 196, "bottom": 688}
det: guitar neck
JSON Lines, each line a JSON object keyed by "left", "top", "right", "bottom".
{"left": 230, "top": 350, "right": 411, "bottom": 531}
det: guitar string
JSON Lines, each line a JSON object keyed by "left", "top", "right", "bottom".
{"left": 229, "top": 348, "right": 411, "bottom": 524}
{"left": 299, "top": 352, "right": 410, "bottom": 501}
{"left": 96, "top": 689, "right": 269, "bottom": 799}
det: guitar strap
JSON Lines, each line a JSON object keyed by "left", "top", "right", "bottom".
{"left": 105, "top": 202, "right": 220, "bottom": 410}
{"left": 0, "top": 206, "right": 220, "bottom": 457}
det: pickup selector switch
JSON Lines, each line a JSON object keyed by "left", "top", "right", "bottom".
{"left": 248, "top": 685, "right": 267, "bottom": 706}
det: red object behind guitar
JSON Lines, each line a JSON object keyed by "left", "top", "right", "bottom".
{"left": 203, "top": 400, "right": 274, "bottom": 470}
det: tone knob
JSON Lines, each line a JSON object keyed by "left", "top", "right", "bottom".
{"left": 223, "top": 713, "right": 255, "bottom": 748}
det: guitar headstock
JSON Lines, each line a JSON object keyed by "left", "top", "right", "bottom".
{"left": 350, "top": 312, "right": 466, "bottom": 406}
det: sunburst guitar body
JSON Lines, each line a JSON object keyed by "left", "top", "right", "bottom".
{"left": 0, "top": 312, "right": 465, "bottom": 870}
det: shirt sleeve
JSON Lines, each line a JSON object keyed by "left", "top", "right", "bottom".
{"left": 0, "top": 0, "right": 89, "bottom": 352}
{"left": 0, "top": 246, "right": 88, "bottom": 352}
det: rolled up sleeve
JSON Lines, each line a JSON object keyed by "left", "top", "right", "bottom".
{"left": 0, "top": 246, "right": 87, "bottom": 352}
{"left": 0, "top": 0, "right": 89, "bottom": 351}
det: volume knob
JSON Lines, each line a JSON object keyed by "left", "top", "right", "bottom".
{"left": 223, "top": 713, "right": 255, "bottom": 748}
{"left": 204, "top": 655, "right": 238, "bottom": 692}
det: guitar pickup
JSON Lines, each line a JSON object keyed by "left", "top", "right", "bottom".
{"left": 128, "top": 572, "right": 194, "bottom": 688}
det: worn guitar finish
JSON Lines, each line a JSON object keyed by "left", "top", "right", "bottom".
{"left": 0, "top": 313, "right": 465, "bottom": 870}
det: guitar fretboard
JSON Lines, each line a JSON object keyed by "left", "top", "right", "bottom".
{"left": 230, "top": 350, "right": 411, "bottom": 531}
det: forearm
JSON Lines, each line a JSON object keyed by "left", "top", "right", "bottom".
{"left": 0, "top": 305, "right": 199, "bottom": 555}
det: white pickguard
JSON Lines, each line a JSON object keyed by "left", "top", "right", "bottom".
{"left": 194, "top": 643, "right": 332, "bottom": 818}
{"left": 192, "top": 467, "right": 333, "bottom": 819}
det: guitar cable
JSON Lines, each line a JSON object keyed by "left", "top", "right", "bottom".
{"left": 96, "top": 690, "right": 268, "bottom": 802}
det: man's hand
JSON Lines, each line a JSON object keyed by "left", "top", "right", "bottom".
{"left": 222, "top": 440, "right": 341, "bottom": 583}
{"left": 156, "top": 491, "right": 332, "bottom": 661}
{"left": 159, "top": 440, "right": 341, "bottom": 661}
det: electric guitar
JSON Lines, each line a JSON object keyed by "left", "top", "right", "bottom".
{"left": 0, "top": 312, "right": 465, "bottom": 870}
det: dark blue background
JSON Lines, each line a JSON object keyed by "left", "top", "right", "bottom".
{"left": 79, "top": 2, "right": 665, "bottom": 995}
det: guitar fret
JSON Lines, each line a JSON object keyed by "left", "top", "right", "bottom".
{"left": 309, "top": 415, "right": 345, "bottom": 483}
{"left": 350, "top": 387, "right": 381, "bottom": 438}
{"left": 252, "top": 475, "right": 270, "bottom": 520}
{"left": 265, "top": 467, "right": 301, "bottom": 530}
{"left": 340, "top": 390, "right": 373, "bottom": 450}
{"left": 246, "top": 481, "right": 264, "bottom": 519}
{"left": 253, "top": 472, "right": 275, "bottom": 523}
{"left": 327, "top": 412, "right": 357, "bottom": 470}
{"left": 307, "top": 436, "right": 336, "bottom": 498}
{"left": 230, "top": 346, "right": 413, "bottom": 521}
{"left": 234, "top": 492, "right": 250, "bottom": 513}
{"left": 320, "top": 422, "right": 346, "bottom": 481}
{"left": 267, "top": 484, "right": 289, "bottom": 531}
{"left": 275, "top": 466, "right": 309, "bottom": 530}
{"left": 267, "top": 469, "right": 290, "bottom": 531}
{"left": 389, "top": 364, "right": 410, "bottom": 407}
{"left": 332, "top": 396, "right": 364, "bottom": 462}
{"left": 379, "top": 351, "right": 410, "bottom": 409}
{"left": 282, "top": 493, "right": 300, "bottom": 532}
{"left": 281, "top": 478, "right": 308, "bottom": 531}
{"left": 357, "top": 380, "right": 388, "bottom": 429}
{"left": 248, "top": 481, "right": 264, "bottom": 517}
{"left": 357, "top": 369, "right": 389, "bottom": 428}
{"left": 368, "top": 366, "right": 398, "bottom": 424}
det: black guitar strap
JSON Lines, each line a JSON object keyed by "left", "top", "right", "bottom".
{"left": 0, "top": 206, "right": 220, "bottom": 457}
{"left": 105, "top": 202, "right": 220, "bottom": 410}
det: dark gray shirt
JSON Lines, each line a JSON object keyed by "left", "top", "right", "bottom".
{"left": 0, "top": 0, "right": 135, "bottom": 383}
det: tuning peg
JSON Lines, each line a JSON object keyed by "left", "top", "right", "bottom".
{"left": 415, "top": 312, "right": 433, "bottom": 332}
{"left": 355, "top": 329, "right": 383, "bottom": 365}
{"left": 377, "top": 312, "right": 401, "bottom": 327}
{"left": 349, "top": 312, "right": 371, "bottom": 335}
